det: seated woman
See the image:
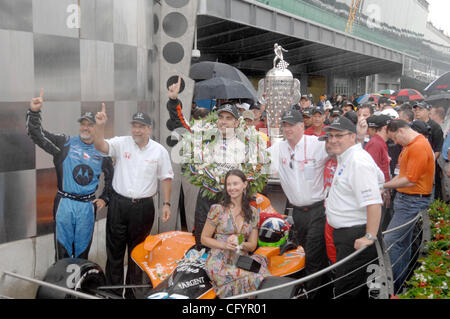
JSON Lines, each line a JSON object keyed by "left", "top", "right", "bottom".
{"left": 201, "top": 169, "right": 271, "bottom": 298}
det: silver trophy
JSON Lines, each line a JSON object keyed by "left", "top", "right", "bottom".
{"left": 257, "top": 43, "right": 301, "bottom": 144}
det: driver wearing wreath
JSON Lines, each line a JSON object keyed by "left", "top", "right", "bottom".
{"left": 211, "top": 104, "right": 246, "bottom": 166}
{"left": 193, "top": 103, "right": 248, "bottom": 247}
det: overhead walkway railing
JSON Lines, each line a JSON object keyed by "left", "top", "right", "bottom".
{"left": 256, "top": 0, "right": 346, "bottom": 31}
{"left": 254, "top": 0, "right": 422, "bottom": 57}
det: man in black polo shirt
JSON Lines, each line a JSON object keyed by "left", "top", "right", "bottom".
{"left": 413, "top": 102, "right": 443, "bottom": 157}
{"left": 413, "top": 101, "right": 444, "bottom": 199}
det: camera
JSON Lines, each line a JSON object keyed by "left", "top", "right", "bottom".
{"left": 192, "top": 49, "right": 201, "bottom": 58}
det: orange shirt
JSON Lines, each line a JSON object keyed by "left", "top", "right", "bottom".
{"left": 397, "top": 134, "right": 435, "bottom": 195}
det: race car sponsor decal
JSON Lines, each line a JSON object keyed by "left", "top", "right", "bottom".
{"left": 177, "top": 276, "right": 205, "bottom": 290}
{"left": 284, "top": 247, "right": 306, "bottom": 259}
{"left": 72, "top": 164, "right": 94, "bottom": 186}
{"left": 146, "top": 292, "right": 189, "bottom": 299}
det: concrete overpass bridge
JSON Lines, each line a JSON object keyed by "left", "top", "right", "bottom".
{"left": 195, "top": 0, "right": 450, "bottom": 96}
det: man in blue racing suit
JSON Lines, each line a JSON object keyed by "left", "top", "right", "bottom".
{"left": 26, "top": 89, "right": 114, "bottom": 261}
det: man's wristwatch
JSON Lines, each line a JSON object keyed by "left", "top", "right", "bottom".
{"left": 163, "top": 202, "right": 171, "bottom": 207}
{"left": 365, "top": 233, "right": 376, "bottom": 241}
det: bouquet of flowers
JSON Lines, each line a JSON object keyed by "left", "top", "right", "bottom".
{"left": 180, "top": 111, "right": 271, "bottom": 201}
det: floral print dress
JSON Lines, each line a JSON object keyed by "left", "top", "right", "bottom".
{"left": 205, "top": 204, "right": 271, "bottom": 298}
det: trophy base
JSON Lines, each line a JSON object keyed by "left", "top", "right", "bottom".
{"left": 270, "top": 135, "right": 284, "bottom": 146}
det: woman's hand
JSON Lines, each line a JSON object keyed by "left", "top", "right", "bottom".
{"left": 223, "top": 235, "right": 238, "bottom": 251}
{"left": 223, "top": 242, "right": 238, "bottom": 251}
{"left": 227, "top": 234, "right": 238, "bottom": 245}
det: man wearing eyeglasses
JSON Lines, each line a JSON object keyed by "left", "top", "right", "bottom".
{"left": 268, "top": 109, "right": 330, "bottom": 299}
{"left": 324, "top": 116, "right": 384, "bottom": 299}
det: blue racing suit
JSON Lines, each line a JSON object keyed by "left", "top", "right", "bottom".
{"left": 26, "top": 109, "right": 113, "bottom": 260}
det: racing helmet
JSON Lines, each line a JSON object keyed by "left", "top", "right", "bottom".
{"left": 258, "top": 217, "right": 290, "bottom": 247}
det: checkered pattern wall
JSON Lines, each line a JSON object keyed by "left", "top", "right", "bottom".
{"left": 0, "top": 0, "right": 158, "bottom": 243}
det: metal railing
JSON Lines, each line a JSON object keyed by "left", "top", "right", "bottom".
{"left": 227, "top": 209, "right": 427, "bottom": 299}
{"left": 0, "top": 209, "right": 428, "bottom": 300}
{"left": 227, "top": 243, "right": 370, "bottom": 299}
{"left": 0, "top": 270, "right": 100, "bottom": 300}
{"left": 384, "top": 212, "right": 425, "bottom": 295}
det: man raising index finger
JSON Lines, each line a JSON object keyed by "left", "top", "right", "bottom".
{"left": 93, "top": 104, "right": 174, "bottom": 299}
{"left": 27, "top": 90, "right": 114, "bottom": 261}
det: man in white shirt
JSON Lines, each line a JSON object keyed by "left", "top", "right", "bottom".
{"left": 269, "top": 109, "right": 330, "bottom": 299}
{"left": 324, "top": 116, "right": 383, "bottom": 299}
{"left": 94, "top": 104, "right": 174, "bottom": 298}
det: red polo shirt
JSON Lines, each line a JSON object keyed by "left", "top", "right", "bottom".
{"left": 255, "top": 120, "right": 266, "bottom": 132}
{"left": 323, "top": 157, "right": 337, "bottom": 193}
{"left": 364, "top": 134, "right": 390, "bottom": 182}
{"left": 304, "top": 125, "right": 327, "bottom": 137}
{"left": 323, "top": 157, "right": 337, "bottom": 264}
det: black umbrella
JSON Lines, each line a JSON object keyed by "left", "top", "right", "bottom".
{"left": 425, "top": 92, "right": 450, "bottom": 108}
{"left": 193, "top": 77, "right": 257, "bottom": 102}
{"left": 190, "top": 61, "right": 236, "bottom": 79}
{"left": 190, "top": 61, "right": 256, "bottom": 95}
{"left": 189, "top": 61, "right": 248, "bottom": 81}
{"left": 424, "top": 71, "right": 450, "bottom": 93}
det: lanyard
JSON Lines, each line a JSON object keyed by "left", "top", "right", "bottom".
{"left": 288, "top": 136, "right": 308, "bottom": 164}
{"left": 304, "top": 136, "right": 308, "bottom": 164}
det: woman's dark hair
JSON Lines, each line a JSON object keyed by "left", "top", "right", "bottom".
{"left": 221, "top": 169, "right": 253, "bottom": 224}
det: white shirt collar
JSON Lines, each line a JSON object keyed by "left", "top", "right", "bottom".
{"left": 218, "top": 131, "right": 237, "bottom": 144}
{"left": 337, "top": 143, "right": 360, "bottom": 163}
{"left": 287, "top": 135, "right": 304, "bottom": 151}
{"left": 133, "top": 137, "right": 152, "bottom": 150}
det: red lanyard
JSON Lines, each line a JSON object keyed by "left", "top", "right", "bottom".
{"left": 304, "top": 136, "right": 308, "bottom": 164}
{"left": 289, "top": 136, "right": 308, "bottom": 164}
